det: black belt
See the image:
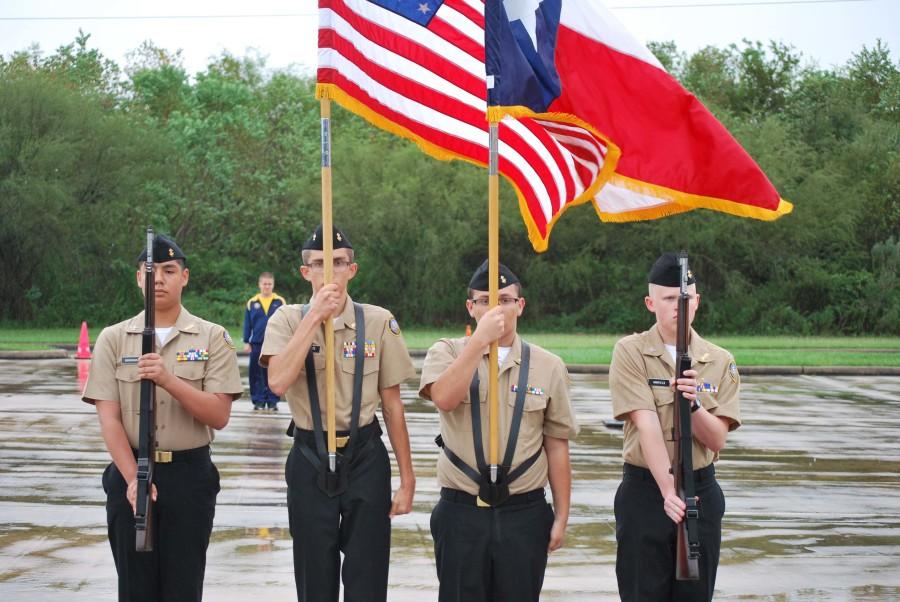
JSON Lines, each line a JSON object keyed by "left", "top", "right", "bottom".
{"left": 623, "top": 462, "right": 716, "bottom": 483}
{"left": 440, "top": 487, "right": 545, "bottom": 507}
{"left": 131, "top": 445, "right": 210, "bottom": 464}
{"left": 292, "top": 418, "right": 382, "bottom": 451}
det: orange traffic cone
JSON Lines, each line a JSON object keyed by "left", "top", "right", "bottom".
{"left": 465, "top": 324, "right": 472, "bottom": 337}
{"left": 75, "top": 321, "right": 92, "bottom": 359}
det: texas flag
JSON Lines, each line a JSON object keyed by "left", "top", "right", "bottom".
{"left": 486, "top": 0, "right": 793, "bottom": 223}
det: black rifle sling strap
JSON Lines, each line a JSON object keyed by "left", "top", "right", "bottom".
{"left": 437, "top": 342, "right": 542, "bottom": 497}
{"left": 680, "top": 405, "right": 701, "bottom": 555}
{"left": 295, "top": 303, "right": 366, "bottom": 472}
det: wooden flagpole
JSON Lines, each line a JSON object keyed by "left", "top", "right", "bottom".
{"left": 320, "top": 97, "right": 337, "bottom": 472}
{"left": 488, "top": 119, "right": 500, "bottom": 482}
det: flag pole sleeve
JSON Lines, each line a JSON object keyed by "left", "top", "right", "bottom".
{"left": 488, "top": 119, "right": 500, "bottom": 482}
{"left": 321, "top": 97, "right": 337, "bottom": 472}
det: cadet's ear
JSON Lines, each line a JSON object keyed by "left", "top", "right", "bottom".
{"left": 299, "top": 265, "right": 313, "bottom": 283}
{"left": 346, "top": 262, "right": 358, "bottom": 281}
{"left": 181, "top": 268, "right": 190, "bottom": 287}
{"left": 644, "top": 295, "right": 654, "bottom": 313}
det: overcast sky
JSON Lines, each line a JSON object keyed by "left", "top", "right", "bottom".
{"left": 1, "top": 0, "right": 898, "bottom": 77}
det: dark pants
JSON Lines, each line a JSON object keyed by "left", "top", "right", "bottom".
{"left": 430, "top": 488, "right": 554, "bottom": 602}
{"left": 102, "top": 448, "right": 220, "bottom": 602}
{"left": 249, "top": 343, "right": 279, "bottom": 407}
{"left": 614, "top": 463, "right": 725, "bottom": 602}
{"left": 286, "top": 425, "right": 392, "bottom": 602}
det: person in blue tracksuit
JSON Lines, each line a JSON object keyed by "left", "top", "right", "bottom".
{"left": 243, "top": 272, "right": 286, "bottom": 411}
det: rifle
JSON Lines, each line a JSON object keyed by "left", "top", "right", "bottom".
{"left": 673, "top": 250, "right": 700, "bottom": 580}
{"left": 135, "top": 226, "right": 156, "bottom": 552}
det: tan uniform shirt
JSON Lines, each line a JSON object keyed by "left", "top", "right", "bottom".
{"left": 260, "top": 297, "right": 416, "bottom": 430}
{"left": 82, "top": 307, "right": 243, "bottom": 451}
{"left": 419, "top": 335, "right": 579, "bottom": 495}
{"left": 609, "top": 325, "right": 741, "bottom": 469}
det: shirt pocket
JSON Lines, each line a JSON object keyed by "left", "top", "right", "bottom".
{"left": 115, "top": 364, "right": 141, "bottom": 384}
{"left": 511, "top": 381, "right": 549, "bottom": 436}
{"left": 174, "top": 362, "right": 205, "bottom": 389}
{"left": 652, "top": 384, "right": 675, "bottom": 408}
{"left": 340, "top": 353, "right": 380, "bottom": 377}
{"left": 114, "top": 365, "right": 142, "bottom": 428}
{"left": 511, "top": 390, "right": 549, "bottom": 412}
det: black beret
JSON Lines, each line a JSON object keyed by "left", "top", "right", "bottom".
{"left": 468, "top": 259, "right": 520, "bottom": 291}
{"left": 648, "top": 252, "right": 696, "bottom": 287}
{"left": 302, "top": 224, "right": 353, "bottom": 251}
{"left": 136, "top": 234, "right": 186, "bottom": 265}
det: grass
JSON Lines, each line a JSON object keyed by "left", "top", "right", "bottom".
{"left": 1, "top": 327, "right": 898, "bottom": 367}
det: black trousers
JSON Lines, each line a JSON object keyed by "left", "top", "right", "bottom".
{"left": 102, "top": 448, "right": 220, "bottom": 602}
{"left": 430, "top": 488, "right": 554, "bottom": 602}
{"left": 286, "top": 428, "right": 392, "bottom": 602}
{"left": 614, "top": 463, "right": 725, "bottom": 602}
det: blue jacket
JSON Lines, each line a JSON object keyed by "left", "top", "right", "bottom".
{"left": 243, "top": 293, "right": 286, "bottom": 345}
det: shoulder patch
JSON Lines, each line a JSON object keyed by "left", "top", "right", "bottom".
{"left": 729, "top": 361, "right": 739, "bottom": 383}
{"left": 223, "top": 330, "right": 236, "bottom": 350}
{"left": 388, "top": 317, "right": 401, "bottom": 336}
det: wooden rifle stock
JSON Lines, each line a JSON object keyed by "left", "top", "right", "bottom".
{"left": 673, "top": 251, "right": 700, "bottom": 580}
{"left": 135, "top": 227, "right": 156, "bottom": 552}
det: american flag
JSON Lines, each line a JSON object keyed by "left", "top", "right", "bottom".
{"left": 317, "top": 0, "right": 619, "bottom": 252}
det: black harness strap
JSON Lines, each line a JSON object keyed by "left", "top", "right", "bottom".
{"left": 437, "top": 342, "right": 541, "bottom": 505}
{"left": 295, "top": 303, "right": 366, "bottom": 496}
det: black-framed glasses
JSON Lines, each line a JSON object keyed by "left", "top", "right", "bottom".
{"left": 306, "top": 259, "right": 352, "bottom": 273}
{"left": 470, "top": 297, "right": 520, "bottom": 307}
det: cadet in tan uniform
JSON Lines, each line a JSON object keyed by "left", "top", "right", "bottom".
{"left": 82, "top": 234, "right": 243, "bottom": 602}
{"left": 262, "top": 224, "right": 416, "bottom": 602}
{"left": 609, "top": 252, "right": 742, "bottom": 602}
{"left": 419, "top": 260, "right": 579, "bottom": 602}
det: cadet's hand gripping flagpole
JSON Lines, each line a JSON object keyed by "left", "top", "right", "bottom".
{"left": 488, "top": 118, "right": 500, "bottom": 483}
{"left": 321, "top": 97, "right": 337, "bottom": 473}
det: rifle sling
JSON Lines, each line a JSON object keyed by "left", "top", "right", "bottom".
{"left": 679, "top": 389, "right": 701, "bottom": 554}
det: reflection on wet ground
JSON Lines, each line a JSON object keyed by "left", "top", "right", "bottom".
{"left": 1, "top": 359, "right": 899, "bottom": 600}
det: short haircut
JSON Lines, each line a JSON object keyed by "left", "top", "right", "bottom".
{"left": 258, "top": 272, "right": 274, "bottom": 280}
{"left": 302, "top": 248, "right": 355, "bottom": 265}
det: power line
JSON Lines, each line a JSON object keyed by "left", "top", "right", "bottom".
{"left": 0, "top": 13, "right": 315, "bottom": 22}
{"left": 612, "top": 0, "right": 873, "bottom": 8}
{"left": 0, "top": 0, "right": 878, "bottom": 22}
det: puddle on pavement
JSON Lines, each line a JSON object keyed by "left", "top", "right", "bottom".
{"left": 1, "top": 359, "right": 899, "bottom": 600}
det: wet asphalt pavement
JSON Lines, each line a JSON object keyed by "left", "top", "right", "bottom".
{"left": 1, "top": 358, "right": 899, "bottom": 601}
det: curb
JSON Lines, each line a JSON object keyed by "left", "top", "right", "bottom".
{"left": 0, "top": 350, "right": 69, "bottom": 360}
{"left": 1, "top": 350, "right": 898, "bottom": 376}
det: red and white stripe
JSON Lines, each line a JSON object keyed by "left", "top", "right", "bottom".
{"left": 318, "top": 0, "right": 612, "bottom": 246}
